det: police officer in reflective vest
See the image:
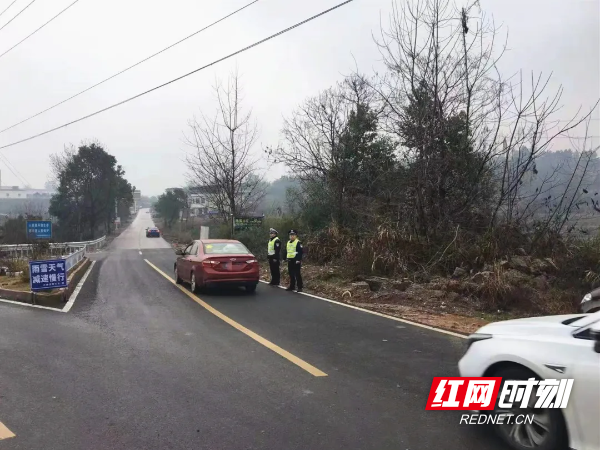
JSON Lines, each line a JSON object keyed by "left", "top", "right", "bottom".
{"left": 267, "top": 228, "right": 281, "bottom": 286}
{"left": 285, "top": 229, "right": 303, "bottom": 292}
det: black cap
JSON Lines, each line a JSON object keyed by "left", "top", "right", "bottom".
{"left": 288, "top": 229, "right": 297, "bottom": 235}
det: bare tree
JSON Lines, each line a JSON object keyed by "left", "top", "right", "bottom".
{"left": 368, "top": 0, "right": 598, "bottom": 239}
{"left": 184, "top": 71, "right": 265, "bottom": 220}
{"left": 272, "top": 84, "right": 347, "bottom": 181}
{"left": 537, "top": 116, "right": 600, "bottom": 237}
{"left": 270, "top": 75, "right": 397, "bottom": 226}
{"left": 14, "top": 200, "right": 49, "bottom": 218}
{"left": 49, "top": 144, "right": 76, "bottom": 185}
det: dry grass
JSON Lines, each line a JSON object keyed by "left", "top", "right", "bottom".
{"left": 256, "top": 256, "right": 584, "bottom": 335}
{"left": 0, "top": 275, "right": 31, "bottom": 292}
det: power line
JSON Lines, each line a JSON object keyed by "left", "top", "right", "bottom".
{"left": 0, "top": 0, "right": 18, "bottom": 20}
{"left": 0, "top": 0, "right": 38, "bottom": 34}
{"left": 552, "top": 136, "right": 600, "bottom": 139}
{"left": 0, "top": 0, "right": 356, "bottom": 151}
{"left": 0, "top": 156, "right": 30, "bottom": 186}
{"left": 0, "top": 0, "right": 261, "bottom": 135}
{"left": 551, "top": 118, "right": 600, "bottom": 122}
{"left": 3, "top": 154, "right": 30, "bottom": 185}
{"left": 0, "top": 0, "right": 82, "bottom": 62}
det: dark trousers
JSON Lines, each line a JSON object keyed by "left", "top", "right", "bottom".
{"left": 268, "top": 257, "right": 280, "bottom": 285}
{"left": 287, "top": 261, "right": 303, "bottom": 289}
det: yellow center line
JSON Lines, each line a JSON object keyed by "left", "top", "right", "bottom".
{"left": 144, "top": 259, "right": 328, "bottom": 377}
{"left": 0, "top": 421, "right": 15, "bottom": 440}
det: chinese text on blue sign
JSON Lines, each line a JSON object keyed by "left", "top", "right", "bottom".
{"left": 234, "top": 216, "right": 263, "bottom": 231}
{"left": 26, "top": 220, "right": 52, "bottom": 239}
{"left": 29, "top": 259, "right": 67, "bottom": 291}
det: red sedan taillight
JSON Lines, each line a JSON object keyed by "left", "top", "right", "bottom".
{"left": 202, "top": 260, "right": 220, "bottom": 267}
{"left": 246, "top": 259, "right": 258, "bottom": 264}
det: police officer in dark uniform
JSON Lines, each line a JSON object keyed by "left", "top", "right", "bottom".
{"left": 267, "top": 228, "right": 281, "bottom": 286}
{"left": 284, "top": 229, "right": 303, "bottom": 292}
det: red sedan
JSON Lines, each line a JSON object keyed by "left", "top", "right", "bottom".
{"left": 174, "top": 239, "right": 259, "bottom": 293}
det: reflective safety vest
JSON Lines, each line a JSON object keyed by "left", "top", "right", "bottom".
{"left": 287, "top": 240, "right": 299, "bottom": 259}
{"left": 268, "top": 237, "right": 280, "bottom": 256}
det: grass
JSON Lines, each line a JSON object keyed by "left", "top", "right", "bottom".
{"left": 0, "top": 275, "right": 31, "bottom": 292}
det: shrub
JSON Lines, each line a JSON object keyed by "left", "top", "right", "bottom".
{"left": 6, "top": 258, "right": 28, "bottom": 274}
{"left": 20, "top": 265, "right": 30, "bottom": 283}
{"left": 208, "top": 216, "right": 299, "bottom": 261}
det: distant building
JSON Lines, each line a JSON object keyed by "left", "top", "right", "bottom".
{"left": 187, "top": 185, "right": 220, "bottom": 216}
{"left": 0, "top": 186, "right": 55, "bottom": 199}
{"left": 167, "top": 185, "right": 257, "bottom": 217}
{"left": 133, "top": 190, "right": 141, "bottom": 210}
{"left": 0, "top": 186, "right": 56, "bottom": 216}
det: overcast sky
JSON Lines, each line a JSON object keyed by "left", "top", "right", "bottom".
{"left": 0, "top": 0, "right": 597, "bottom": 196}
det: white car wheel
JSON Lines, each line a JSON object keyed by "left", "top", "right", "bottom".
{"left": 493, "top": 367, "right": 567, "bottom": 450}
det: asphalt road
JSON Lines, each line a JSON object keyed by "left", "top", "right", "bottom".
{"left": 0, "top": 209, "right": 505, "bottom": 450}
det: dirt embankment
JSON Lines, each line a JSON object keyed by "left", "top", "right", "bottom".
{"left": 260, "top": 255, "right": 581, "bottom": 335}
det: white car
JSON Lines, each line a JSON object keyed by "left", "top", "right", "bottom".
{"left": 580, "top": 288, "right": 600, "bottom": 314}
{"left": 459, "top": 311, "right": 600, "bottom": 450}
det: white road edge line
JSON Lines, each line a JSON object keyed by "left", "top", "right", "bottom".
{"left": 258, "top": 280, "right": 467, "bottom": 339}
{"left": 0, "top": 297, "right": 63, "bottom": 312}
{"left": 62, "top": 260, "right": 96, "bottom": 313}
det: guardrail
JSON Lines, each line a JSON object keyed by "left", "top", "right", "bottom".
{"left": 65, "top": 247, "right": 86, "bottom": 272}
{"left": 0, "top": 236, "right": 106, "bottom": 274}
{"left": 64, "top": 236, "right": 106, "bottom": 252}
{"left": 0, "top": 236, "right": 106, "bottom": 257}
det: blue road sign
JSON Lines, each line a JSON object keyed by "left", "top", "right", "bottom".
{"left": 29, "top": 259, "right": 67, "bottom": 291}
{"left": 26, "top": 220, "right": 52, "bottom": 239}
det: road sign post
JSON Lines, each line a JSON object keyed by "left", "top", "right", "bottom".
{"left": 29, "top": 259, "right": 68, "bottom": 291}
{"left": 26, "top": 220, "right": 52, "bottom": 239}
{"left": 200, "top": 226, "right": 209, "bottom": 239}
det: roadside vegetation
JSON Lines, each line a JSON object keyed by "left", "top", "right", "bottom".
{"left": 0, "top": 141, "right": 134, "bottom": 297}
{"left": 156, "top": 0, "right": 599, "bottom": 330}
{"left": 48, "top": 141, "right": 135, "bottom": 241}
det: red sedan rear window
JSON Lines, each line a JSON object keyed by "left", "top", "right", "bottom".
{"left": 203, "top": 242, "right": 250, "bottom": 254}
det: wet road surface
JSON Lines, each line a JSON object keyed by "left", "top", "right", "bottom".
{"left": 0, "top": 209, "right": 504, "bottom": 449}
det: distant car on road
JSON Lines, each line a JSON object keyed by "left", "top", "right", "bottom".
{"left": 174, "top": 239, "right": 259, "bottom": 293}
{"left": 146, "top": 227, "right": 160, "bottom": 238}
{"left": 459, "top": 311, "right": 600, "bottom": 450}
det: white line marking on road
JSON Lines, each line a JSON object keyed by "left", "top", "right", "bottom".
{"left": 139, "top": 251, "right": 142, "bottom": 255}
{"left": 62, "top": 260, "right": 96, "bottom": 313}
{"left": 259, "top": 280, "right": 467, "bottom": 339}
{"left": 0, "top": 297, "right": 63, "bottom": 312}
